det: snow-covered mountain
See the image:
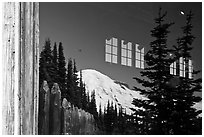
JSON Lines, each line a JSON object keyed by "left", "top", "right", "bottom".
{"left": 78, "top": 69, "right": 147, "bottom": 114}
{"left": 78, "top": 69, "right": 202, "bottom": 116}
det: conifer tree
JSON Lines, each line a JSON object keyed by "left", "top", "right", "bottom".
{"left": 52, "top": 43, "right": 58, "bottom": 65}
{"left": 66, "top": 58, "right": 74, "bottom": 103}
{"left": 90, "top": 90, "right": 98, "bottom": 120}
{"left": 81, "top": 83, "right": 88, "bottom": 111}
{"left": 98, "top": 103, "right": 104, "bottom": 133}
{"left": 104, "top": 100, "right": 112, "bottom": 134}
{"left": 86, "top": 92, "right": 90, "bottom": 111}
{"left": 52, "top": 42, "right": 58, "bottom": 83}
{"left": 72, "top": 59, "right": 80, "bottom": 107}
{"left": 39, "top": 39, "right": 57, "bottom": 88}
{"left": 170, "top": 11, "right": 202, "bottom": 135}
{"left": 110, "top": 101, "right": 115, "bottom": 133}
{"left": 79, "top": 70, "right": 84, "bottom": 109}
{"left": 58, "top": 42, "right": 67, "bottom": 99}
{"left": 133, "top": 8, "right": 174, "bottom": 134}
{"left": 118, "top": 106, "right": 125, "bottom": 134}
{"left": 113, "top": 104, "right": 118, "bottom": 129}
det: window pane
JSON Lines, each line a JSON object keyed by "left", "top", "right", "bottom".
{"left": 141, "top": 61, "right": 144, "bottom": 69}
{"left": 173, "top": 62, "right": 176, "bottom": 69}
{"left": 112, "top": 55, "right": 117, "bottom": 64}
{"left": 173, "top": 67, "right": 176, "bottom": 75}
{"left": 121, "top": 57, "right": 126, "bottom": 65}
{"left": 141, "top": 54, "right": 144, "bottom": 61}
{"left": 180, "top": 70, "right": 183, "bottom": 77}
{"left": 179, "top": 57, "right": 183, "bottom": 64}
{"left": 105, "top": 54, "right": 111, "bottom": 62}
{"left": 189, "top": 59, "right": 192, "bottom": 67}
{"left": 113, "top": 46, "right": 117, "bottom": 55}
{"left": 106, "top": 45, "right": 111, "bottom": 53}
{"left": 135, "top": 60, "right": 140, "bottom": 68}
{"left": 122, "top": 43, "right": 127, "bottom": 49}
{"left": 135, "top": 44, "right": 139, "bottom": 52}
{"left": 128, "top": 58, "right": 132, "bottom": 66}
{"left": 106, "top": 39, "right": 111, "bottom": 45}
{"left": 189, "top": 72, "right": 192, "bottom": 79}
{"left": 128, "top": 50, "right": 132, "bottom": 58}
{"left": 113, "top": 38, "right": 117, "bottom": 46}
{"left": 180, "top": 61, "right": 183, "bottom": 70}
{"left": 189, "top": 65, "right": 193, "bottom": 79}
{"left": 141, "top": 48, "right": 144, "bottom": 54}
{"left": 170, "top": 67, "right": 173, "bottom": 75}
{"left": 128, "top": 43, "right": 132, "bottom": 50}
{"left": 189, "top": 66, "right": 193, "bottom": 73}
{"left": 122, "top": 49, "right": 126, "bottom": 57}
{"left": 136, "top": 52, "right": 140, "bottom": 60}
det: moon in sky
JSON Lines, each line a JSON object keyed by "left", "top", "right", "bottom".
{"left": 180, "top": 11, "right": 185, "bottom": 15}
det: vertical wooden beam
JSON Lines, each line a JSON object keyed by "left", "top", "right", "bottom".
{"left": 2, "top": 2, "right": 39, "bottom": 135}
{"left": 2, "top": 2, "right": 16, "bottom": 134}
{"left": 19, "top": 2, "right": 39, "bottom": 135}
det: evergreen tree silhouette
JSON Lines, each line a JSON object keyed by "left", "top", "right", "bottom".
{"left": 104, "top": 100, "right": 112, "bottom": 134}
{"left": 58, "top": 42, "right": 67, "bottom": 99}
{"left": 98, "top": 103, "right": 104, "bottom": 133}
{"left": 39, "top": 39, "right": 57, "bottom": 88}
{"left": 90, "top": 90, "right": 98, "bottom": 120}
{"left": 79, "top": 70, "right": 84, "bottom": 109}
{"left": 52, "top": 42, "right": 59, "bottom": 83}
{"left": 66, "top": 58, "right": 74, "bottom": 103}
{"left": 133, "top": 8, "right": 174, "bottom": 134}
{"left": 72, "top": 59, "right": 80, "bottom": 107}
{"left": 170, "top": 11, "right": 202, "bottom": 135}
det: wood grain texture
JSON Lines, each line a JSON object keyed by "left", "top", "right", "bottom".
{"left": 2, "top": 2, "right": 39, "bottom": 135}
{"left": 19, "top": 2, "right": 39, "bottom": 135}
{"left": 2, "top": 2, "right": 16, "bottom": 134}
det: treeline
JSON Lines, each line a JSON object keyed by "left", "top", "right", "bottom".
{"left": 39, "top": 40, "right": 97, "bottom": 116}
{"left": 39, "top": 41, "right": 131, "bottom": 134}
{"left": 131, "top": 9, "right": 202, "bottom": 135}
{"left": 39, "top": 8, "right": 202, "bottom": 135}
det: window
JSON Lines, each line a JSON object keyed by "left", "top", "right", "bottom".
{"left": 121, "top": 40, "right": 132, "bottom": 66}
{"left": 105, "top": 38, "right": 118, "bottom": 64}
{"left": 170, "top": 57, "right": 193, "bottom": 79}
{"left": 135, "top": 44, "right": 144, "bottom": 69}
{"left": 170, "top": 61, "right": 177, "bottom": 75}
{"left": 179, "top": 57, "right": 184, "bottom": 77}
{"left": 189, "top": 59, "right": 193, "bottom": 79}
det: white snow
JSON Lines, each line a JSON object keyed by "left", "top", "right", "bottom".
{"left": 77, "top": 69, "right": 147, "bottom": 114}
{"left": 77, "top": 69, "right": 202, "bottom": 117}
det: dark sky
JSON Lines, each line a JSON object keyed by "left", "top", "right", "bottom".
{"left": 40, "top": 2, "right": 202, "bottom": 89}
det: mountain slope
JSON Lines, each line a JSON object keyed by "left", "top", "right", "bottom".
{"left": 78, "top": 69, "right": 146, "bottom": 114}
{"left": 78, "top": 69, "right": 201, "bottom": 116}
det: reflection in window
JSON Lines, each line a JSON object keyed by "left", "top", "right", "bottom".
{"left": 170, "top": 57, "right": 193, "bottom": 79}
{"left": 121, "top": 40, "right": 132, "bottom": 66}
{"left": 170, "top": 61, "right": 177, "bottom": 75}
{"left": 135, "top": 44, "right": 144, "bottom": 69}
{"left": 105, "top": 38, "right": 118, "bottom": 64}
{"left": 179, "top": 57, "right": 187, "bottom": 77}
{"left": 189, "top": 60, "right": 193, "bottom": 79}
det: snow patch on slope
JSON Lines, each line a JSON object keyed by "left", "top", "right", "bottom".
{"left": 78, "top": 69, "right": 146, "bottom": 114}
{"left": 78, "top": 69, "right": 202, "bottom": 117}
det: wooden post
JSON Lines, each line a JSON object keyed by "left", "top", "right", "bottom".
{"left": 50, "top": 83, "right": 61, "bottom": 135}
{"left": 39, "top": 81, "right": 50, "bottom": 135}
{"left": 2, "top": 2, "right": 39, "bottom": 135}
